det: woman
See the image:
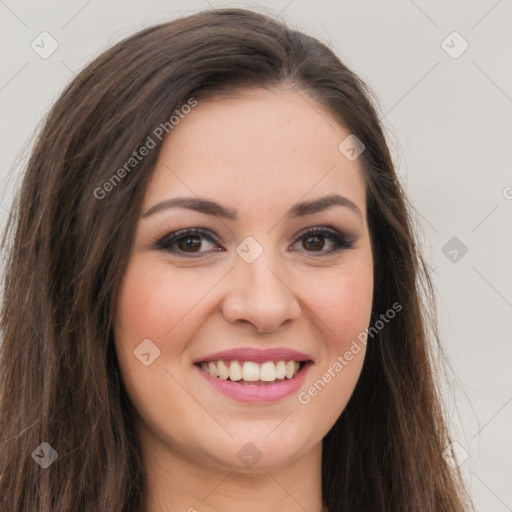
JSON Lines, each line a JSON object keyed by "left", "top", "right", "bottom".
{"left": 0, "top": 7, "right": 472, "bottom": 512}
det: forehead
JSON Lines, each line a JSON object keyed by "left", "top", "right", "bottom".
{"left": 143, "top": 88, "right": 366, "bottom": 221}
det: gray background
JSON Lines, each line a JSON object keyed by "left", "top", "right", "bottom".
{"left": 1, "top": 1, "right": 511, "bottom": 510}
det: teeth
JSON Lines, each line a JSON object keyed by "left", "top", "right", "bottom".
{"left": 217, "top": 360, "right": 229, "bottom": 380}
{"left": 285, "top": 361, "right": 295, "bottom": 379}
{"left": 229, "top": 361, "right": 243, "bottom": 382}
{"left": 208, "top": 361, "right": 219, "bottom": 378}
{"left": 260, "top": 362, "right": 276, "bottom": 382}
{"left": 199, "top": 359, "right": 303, "bottom": 382}
{"left": 275, "top": 361, "right": 286, "bottom": 380}
{"left": 242, "top": 361, "right": 260, "bottom": 381}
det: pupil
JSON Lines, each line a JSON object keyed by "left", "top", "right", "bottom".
{"left": 179, "top": 236, "right": 201, "bottom": 252}
{"left": 304, "top": 235, "right": 323, "bottom": 251}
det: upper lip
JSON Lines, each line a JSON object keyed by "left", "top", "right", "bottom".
{"left": 193, "top": 347, "right": 313, "bottom": 364}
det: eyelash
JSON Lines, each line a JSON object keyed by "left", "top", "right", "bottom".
{"left": 154, "top": 226, "right": 355, "bottom": 258}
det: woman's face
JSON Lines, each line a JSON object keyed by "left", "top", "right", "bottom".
{"left": 114, "top": 88, "right": 373, "bottom": 472}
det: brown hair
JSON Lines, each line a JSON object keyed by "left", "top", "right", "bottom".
{"left": 0, "top": 7, "right": 472, "bottom": 511}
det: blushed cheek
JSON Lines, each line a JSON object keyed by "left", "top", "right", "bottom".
{"left": 298, "top": 263, "right": 373, "bottom": 347}
{"left": 114, "top": 259, "right": 222, "bottom": 367}
{"left": 337, "top": 276, "right": 373, "bottom": 341}
{"left": 296, "top": 267, "right": 372, "bottom": 436}
{"left": 116, "top": 255, "right": 179, "bottom": 331}
{"left": 113, "top": 261, "right": 183, "bottom": 358}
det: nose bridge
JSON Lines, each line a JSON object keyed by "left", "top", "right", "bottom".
{"left": 243, "top": 252, "right": 287, "bottom": 299}
{"left": 222, "top": 237, "right": 301, "bottom": 332}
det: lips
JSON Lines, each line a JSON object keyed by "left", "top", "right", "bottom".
{"left": 193, "top": 347, "right": 313, "bottom": 401}
{"left": 194, "top": 347, "right": 312, "bottom": 364}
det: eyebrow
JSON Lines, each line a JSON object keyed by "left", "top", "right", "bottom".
{"left": 141, "top": 193, "right": 362, "bottom": 221}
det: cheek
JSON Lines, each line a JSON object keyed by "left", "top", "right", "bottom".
{"left": 114, "top": 256, "right": 209, "bottom": 344}
{"left": 113, "top": 260, "right": 180, "bottom": 384}
{"left": 298, "top": 260, "right": 374, "bottom": 343}
{"left": 294, "top": 263, "right": 372, "bottom": 431}
{"left": 336, "top": 275, "right": 373, "bottom": 340}
{"left": 112, "top": 259, "right": 207, "bottom": 438}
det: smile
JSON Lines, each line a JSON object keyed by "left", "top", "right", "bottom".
{"left": 193, "top": 347, "right": 313, "bottom": 403}
{"left": 198, "top": 359, "right": 305, "bottom": 384}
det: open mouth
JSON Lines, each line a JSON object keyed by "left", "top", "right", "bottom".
{"left": 195, "top": 359, "right": 309, "bottom": 386}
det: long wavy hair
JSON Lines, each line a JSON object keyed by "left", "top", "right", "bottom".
{"left": 0, "top": 7, "right": 472, "bottom": 511}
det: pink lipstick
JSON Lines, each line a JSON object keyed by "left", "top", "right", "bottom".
{"left": 194, "top": 347, "right": 313, "bottom": 403}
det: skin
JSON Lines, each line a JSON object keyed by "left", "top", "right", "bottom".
{"left": 113, "top": 87, "right": 374, "bottom": 512}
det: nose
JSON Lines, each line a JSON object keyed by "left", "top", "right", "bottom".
{"left": 221, "top": 250, "right": 301, "bottom": 334}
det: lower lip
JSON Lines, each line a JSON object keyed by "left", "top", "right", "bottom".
{"left": 195, "top": 363, "right": 312, "bottom": 403}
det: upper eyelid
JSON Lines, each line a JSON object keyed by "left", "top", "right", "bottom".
{"left": 158, "top": 225, "right": 347, "bottom": 240}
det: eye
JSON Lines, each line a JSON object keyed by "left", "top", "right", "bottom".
{"left": 154, "top": 226, "right": 355, "bottom": 258}
{"left": 155, "top": 228, "right": 221, "bottom": 257}
{"left": 290, "top": 226, "right": 355, "bottom": 256}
